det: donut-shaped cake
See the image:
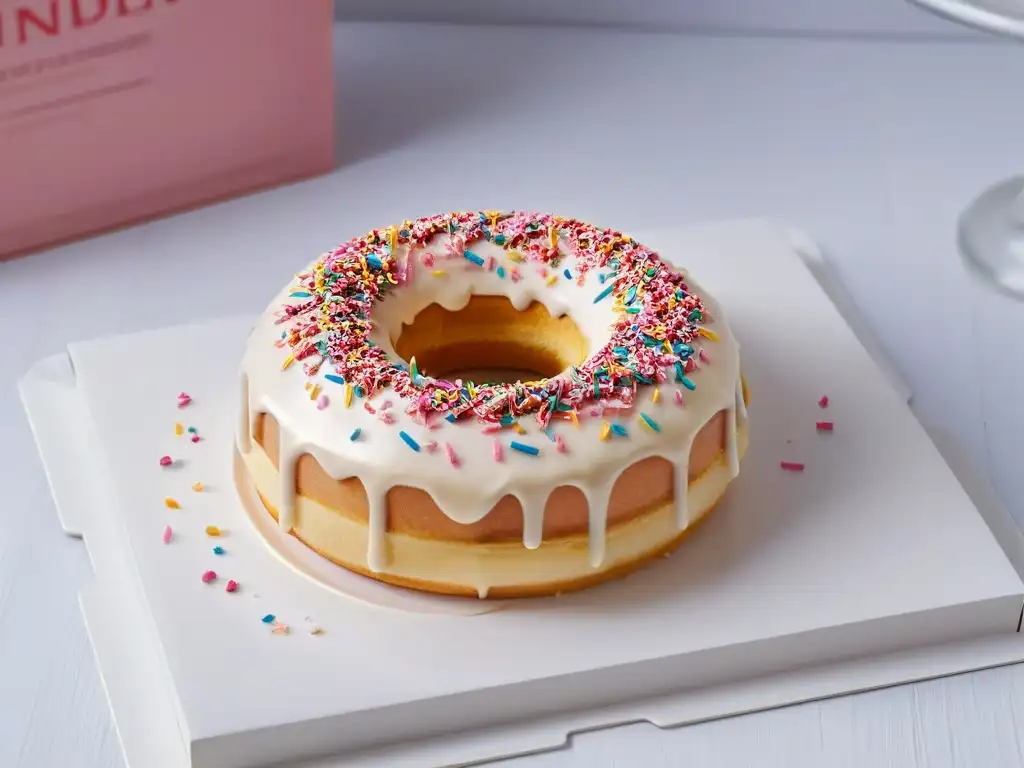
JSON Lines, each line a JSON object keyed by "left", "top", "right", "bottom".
{"left": 236, "top": 211, "right": 748, "bottom": 598}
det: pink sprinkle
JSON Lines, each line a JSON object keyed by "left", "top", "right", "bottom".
{"left": 816, "top": 421, "right": 834, "bottom": 432}
{"left": 316, "top": 394, "right": 329, "bottom": 410}
{"left": 421, "top": 251, "right": 435, "bottom": 267}
{"left": 589, "top": 408, "right": 601, "bottom": 417}
{"left": 201, "top": 570, "right": 217, "bottom": 584}
{"left": 159, "top": 455, "right": 173, "bottom": 467}
{"left": 674, "top": 390, "right": 684, "bottom": 405}
{"left": 509, "top": 267, "right": 521, "bottom": 283}
{"left": 492, "top": 439, "right": 503, "bottom": 461}
{"left": 685, "top": 358, "right": 697, "bottom": 373}
{"left": 379, "top": 400, "right": 393, "bottom": 411}
{"left": 379, "top": 412, "right": 396, "bottom": 425}
{"left": 698, "top": 348, "right": 710, "bottom": 363}
{"left": 482, "top": 424, "right": 502, "bottom": 435}
{"left": 162, "top": 525, "right": 172, "bottom": 544}
{"left": 424, "top": 440, "right": 439, "bottom": 453}
{"left": 555, "top": 434, "right": 568, "bottom": 453}
{"left": 190, "top": 435, "right": 200, "bottom": 443}
{"left": 177, "top": 393, "right": 192, "bottom": 408}
{"left": 780, "top": 461, "right": 805, "bottom": 472}
{"left": 487, "top": 256, "right": 497, "bottom": 271}
{"left": 445, "top": 443, "right": 460, "bottom": 467}
{"left": 818, "top": 395, "right": 829, "bottom": 408}
{"left": 226, "top": 579, "right": 238, "bottom": 593}
{"left": 425, "top": 420, "right": 440, "bottom": 431}
{"left": 364, "top": 402, "right": 377, "bottom": 414}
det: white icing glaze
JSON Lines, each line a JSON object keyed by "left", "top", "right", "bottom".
{"left": 238, "top": 225, "right": 745, "bottom": 577}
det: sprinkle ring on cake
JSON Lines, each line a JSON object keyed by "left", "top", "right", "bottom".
{"left": 236, "top": 211, "right": 748, "bottom": 598}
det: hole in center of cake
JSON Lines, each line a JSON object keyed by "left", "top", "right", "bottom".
{"left": 393, "top": 295, "right": 588, "bottom": 385}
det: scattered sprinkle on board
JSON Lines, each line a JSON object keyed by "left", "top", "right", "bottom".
{"left": 818, "top": 395, "right": 829, "bottom": 408}
{"left": 164, "top": 497, "right": 180, "bottom": 509}
{"left": 201, "top": 570, "right": 217, "bottom": 584}
{"left": 780, "top": 461, "right": 805, "bottom": 472}
{"left": 816, "top": 421, "right": 834, "bottom": 432}
{"left": 162, "top": 525, "right": 172, "bottom": 544}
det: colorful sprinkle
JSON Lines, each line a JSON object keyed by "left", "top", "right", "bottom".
{"left": 816, "top": 421, "right": 834, "bottom": 432}
{"left": 176, "top": 393, "right": 192, "bottom": 408}
{"left": 640, "top": 413, "right": 661, "bottom": 433}
{"left": 159, "top": 455, "right": 173, "bottom": 467}
{"left": 187, "top": 426, "right": 197, "bottom": 434}
{"left": 652, "top": 387, "right": 661, "bottom": 404}
{"left": 162, "top": 525, "right": 172, "bottom": 544}
{"left": 226, "top": 580, "right": 239, "bottom": 593}
{"left": 509, "top": 440, "right": 539, "bottom": 456}
{"left": 555, "top": 434, "right": 568, "bottom": 453}
{"left": 201, "top": 570, "right": 217, "bottom": 584}
{"left": 272, "top": 623, "right": 290, "bottom": 635}
{"left": 444, "top": 442, "right": 460, "bottom": 467}
{"left": 492, "top": 439, "right": 503, "bottom": 461}
{"left": 399, "top": 431, "right": 421, "bottom": 452}
{"left": 674, "top": 389, "right": 684, "bottom": 405}
{"left": 678, "top": 376, "right": 696, "bottom": 391}
{"left": 563, "top": 268, "right": 572, "bottom": 280}
{"left": 324, "top": 374, "right": 344, "bottom": 385}
{"left": 190, "top": 435, "right": 200, "bottom": 443}
{"left": 780, "top": 461, "right": 805, "bottom": 472}
{"left": 593, "top": 282, "right": 616, "bottom": 303}
{"left": 546, "top": 274, "right": 559, "bottom": 286}
{"left": 262, "top": 614, "right": 276, "bottom": 624}
{"left": 213, "top": 546, "right": 225, "bottom": 555}
{"left": 599, "top": 422, "right": 612, "bottom": 441}
{"left": 424, "top": 440, "right": 439, "bottom": 453}
{"left": 818, "top": 395, "right": 830, "bottom": 408}
{"left": 610, "top": 423, "right": 628, "bottom": 438}
{"left": 349, "top": 428, "right": 361, "bottom": 441}
{"left": 463, "top": 249, "right": 485, "bottom": 267}
{"left": 431, "top": 270, "right": 448, "bottom": 278}
{"left": 281, "top": 353, "right": 295, "bottom": 371}
{"left": 316, "top": 394, "right": 329, "bottom": 410}
{"left": 205, "top": 525, "right": 222, "bottom": 537}
{"left": 192, "top": 482, "right": 204, "bottom": 492}
{"left": 164, "top": 497, "right": 180, "bottom": 509}
{"left": 174, "top": 423, "right": 184, "bottom": 436}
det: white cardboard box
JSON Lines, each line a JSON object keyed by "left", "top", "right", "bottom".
{"left": 19, "top": 220, "right": 1024, "bottom": 767}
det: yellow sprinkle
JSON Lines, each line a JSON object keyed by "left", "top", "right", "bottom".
{"left": 506, "top": 251, "right": 524, "bottom": 262}
{"left": 653, "top": 387, "right": 661, "bottom": 404}
{"left": 192, "top": 482, "right": 204, "bottom": 492}
{"left": 513, "top": 423, "right": 526, "bottom": 435}
{"left": 599, "top": 422, "right": 612, "bottom": 441}
{"left": 303, "top": 381, "right": 312, "bottom": 391}
{"left": 663, "top": 340, "right": 672, "bottom": 353}
{"left": 205, "top": 525, "right": 221, "bottom": 537}
{"left": 549, "top": 226, "right": 558, "bottom": 248}
{"left": 698, "top": 328, "right": 720, "bottom": 342}
{"left": 164, "top": 497, "right": 180, "bottom": 509}
{"left": 388, "top": 225, "right": 398, "bottom": 254}
{"left": 309, "top": 384, "right": 320, "bottom": 401}
{"left": 545, "top": 274, "right": 559, "bottom": 286}
{"left": 431, "top": 270, "right": 448, "bottom": 278}
{"left": 280, "top": 353, "right": 295, "bottom": 371}
{"left": 344, "top": 384, "right": 353, "bottom": 409}
{"left": 174, "top": 423, "right": 184, "bottom": 436}
{"left": 485, "top": 209, "right": 501, "bottom": 229}
{"left": 569, "top": 410, "right": 579, "bottom": 429}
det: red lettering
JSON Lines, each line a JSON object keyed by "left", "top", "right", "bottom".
{"left": 72, "top": 0, "right": 108, "bottom": 28}
{"left": 17, "top": 2, "right": 60, "bottom": 44}
{"left": 117, "top": 0, "right": 153, "bottom": 16}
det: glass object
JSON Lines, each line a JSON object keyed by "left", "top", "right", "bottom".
{"left": 908, "top": 0, "right": 1024, "bottom": 295}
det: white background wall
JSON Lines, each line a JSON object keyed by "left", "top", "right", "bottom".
{"left": 333, "top": 0, "right": 977, "bottom": 38}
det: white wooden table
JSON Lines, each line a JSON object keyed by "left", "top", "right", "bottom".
{"left": 3, "top": 21, "right": 1024, "bottom": 768}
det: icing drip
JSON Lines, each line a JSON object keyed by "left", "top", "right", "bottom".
{"left": 277, "top": 431, "right": 298, "bottom": 532}
{"left": 237, "top": 374, "right": 251, "bottom": 453}
{"left": 725, "top": 404, "right": 740, "bottom": 478}
{"left": 365, "top": 483, "right": 389, "bottom": 572}
{"left": 519, "top": 492, "right": 548, "bottom": 550}
{"left": 735, "top": 376, "right": 748, "bottom": 421}
{"left": 673, "top": 436, "right": 697, "bottom": 530}
{"left": 583, "top": 479, "right": 615, "bottom": 568}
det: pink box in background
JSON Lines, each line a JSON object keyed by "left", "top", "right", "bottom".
{"left": 0, "top": 0, "right": 336, "bottom": 258}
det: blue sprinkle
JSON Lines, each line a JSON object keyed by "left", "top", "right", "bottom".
{"left": 355, "top": 386, "right": 365, "bottom": 398}
{"left": 680, "top": 376, "right": 697, "bottom": 391}
{"left": 494, "top": 234, "right": 506, "bottom": 245}
{"left": 500, "top": 414, "right": 515, "bottom": 427}
{"left": 350, "top": 428, "right": 361, "bottom": 441}
{"left": 399, "top": 431, "right": 421, "bottom": 451}
{"left": 213, "top": 546, "right": 225, "bottom": 555}
{"left": 593, "top": 282, "right": 616, "bottom": 303}
{"left": 509, "top": 441, "right": 540, "bottom": 456}
{"left": 563, "top": 268, "right": 572, "bottom": 280}
{"left": 544, "top": 426, "right": 557, "bottom": 442}
{"left": 497, "top": 266, "right": 506, "bottom": 279}
{"left": 365, "top": 254, "right": 383, "bottom": 270}
{"left": 262, "top": 614, "right": 276, "bottom": 624}
{"left": 290, "top": 291, "right": 312, "bottom": 298}
{"left": 640, "top": 412, "right": 661, "bottom": 432}
{"left": 674, "top": 361, "right": 686, "bottom": 381}
{"left": 445, "top": 413, "right": 457, "bottom": 423}
{"left": 624, "top": 285, "right": 638, "bottom": 305}
{"left": 464, "top": 250, "right": 485, "bottom": 267}
{"left": 610, "top": 424, "right": 628, "bottom": 438}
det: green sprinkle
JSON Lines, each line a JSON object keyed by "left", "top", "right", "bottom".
{"left": 399, "top": 431, "right": 421, "bottom": 451}
{"left": 626, "top": 306, "right": 641, "bottom": 314}
{"left": 494, "top": 234, "right": 506, "bottom": 245}
{"left": 640, "top": 412, "right": 661, "bottom": 432}
{"left": 593, "top": 282, "right": 616, "bottom": 303}
{"left": 688, "top": 308, "right": 703, "bottom": 322}
{"left": 187, "top": 426, "right": 197, "bottom": 434}
{"left": 624, "top": 285, "right": 638, "bottom": 305}
{"left": 350, "top": 428, "right": 361, "bottom": 441}
{"left": 680, "top": 376, "right": 697, "bottom": 391}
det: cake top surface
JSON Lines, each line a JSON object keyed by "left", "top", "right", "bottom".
{"left": 273, "top": 210, "right": 716, "bottom": 429}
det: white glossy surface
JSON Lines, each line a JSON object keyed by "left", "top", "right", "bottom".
{"left": 5, "top": 20, "right": 1024, "bottom": 768}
